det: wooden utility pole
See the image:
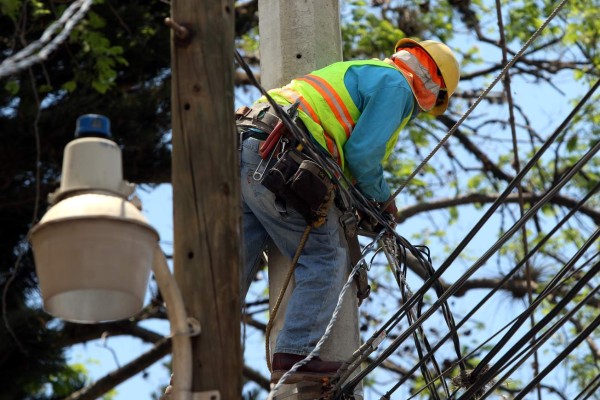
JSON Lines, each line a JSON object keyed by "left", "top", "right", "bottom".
{"left": 170, "top": 0, "right": 241, "bottom": 398}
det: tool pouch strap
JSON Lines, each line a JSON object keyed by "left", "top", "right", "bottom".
{"left": 235, "top": 104, "right": 281, "bottom": 133}
{"left": 262, "top": 150, "right": 334, "bottom": 226}
{"left": 340, "top": 211, "right": 371, "bottom": 304}
{"left": 355, "top": 267, "right": 371, "bottom": 304}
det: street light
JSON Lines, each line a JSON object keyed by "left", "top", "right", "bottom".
{"left": 29, "top": 114, "right": 195, "bottom": 400}
{"left": 30, "top": 114, "right": 158, "bottom": 323}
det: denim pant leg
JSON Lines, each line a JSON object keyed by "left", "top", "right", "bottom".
{"left": 241, "top": 137, "right": 350, "bottom": 356}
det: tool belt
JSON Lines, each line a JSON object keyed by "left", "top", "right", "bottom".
{"left": 262, "top": 149, "right": 334, "bottom": 227}
{"left": 236, "top": 103, "right": 295, "bottom": 159}
{"left": 237, "top": 103, "right": 370, "bottom": 301}
{"left": 236, "top": 103, "right": 280, "bottom": 133}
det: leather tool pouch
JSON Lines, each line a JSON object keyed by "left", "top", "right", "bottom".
{"left": 262, "top": 150, "right": 333, "bottom": 225}
{"left": 291, "top": 159, "right": 334, "bottom": 216}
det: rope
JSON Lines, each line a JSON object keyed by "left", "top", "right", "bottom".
{"left": 265, "top": 224, "right": 312, "bottom": 372}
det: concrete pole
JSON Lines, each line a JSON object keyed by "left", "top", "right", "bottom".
{"left": 258, "top": 1, "right": 363, "bottom": 398}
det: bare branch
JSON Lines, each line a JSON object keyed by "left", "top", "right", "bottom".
{"left": 397, "top": 192, "right": 600, "bottom": 225}
{"left": 64, "top": 337, "right": 172, "bottom": 400}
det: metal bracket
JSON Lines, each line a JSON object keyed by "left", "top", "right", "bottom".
{"left": 193, "top": 391, "right": 220, "bottom": 400}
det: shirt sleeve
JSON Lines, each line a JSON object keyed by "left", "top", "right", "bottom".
{"left": 343, "top": 70, "right": 414, "bottom": 202}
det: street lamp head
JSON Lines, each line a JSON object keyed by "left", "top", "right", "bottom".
{"left": 30, "top": 193, "right": 159, "bottom": 323}
{"left": 30, "top": 115, "right": 158, "bottom": 324}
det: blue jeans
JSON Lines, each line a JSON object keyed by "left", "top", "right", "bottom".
{"left": 241, "top": 137, "right": 350, "bottom": 356}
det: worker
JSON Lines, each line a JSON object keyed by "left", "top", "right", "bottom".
{"left": 238, "top": 38, "right": 460, "bottom": 384}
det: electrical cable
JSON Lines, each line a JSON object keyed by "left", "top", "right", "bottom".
{"left": 338, "top": 83, "right": 600, "bottom": 395}
{"left": 379, "top": 227, "right": 600, "bottom": 400}
{"left": 456, "top": 234, "right": 600, "bottom": 399}
{"left": 481, "top": 277, "right": 600, "bottom": 400}
{"left": 573, "top": 370, "right": 600, "bottom": 400}
{"left": 513, "top": 312, "right": 600, "bottom": 400}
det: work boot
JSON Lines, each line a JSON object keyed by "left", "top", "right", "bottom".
{"left": 271, "top": 352, "right": 343, "bottom": 384}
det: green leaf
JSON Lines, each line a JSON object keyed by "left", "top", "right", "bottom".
{"left": 4, "top": 80, "right": 19, "bottom": 95}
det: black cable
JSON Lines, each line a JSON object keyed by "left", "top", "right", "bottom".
{"left": 573, "top": 369, "right": 600, "bottom": 400}
{"left": 386, "top": 181, "right": 600, "bottom": 397}
{"left": 456, "top": 238, "right": 600, "bottom": 399}
{"left": 380, "top": 226, "right": 600, "bottom": 400}
{"left": 464, "top": 225, "right": 600, "bottom": 386}
{"left": 340, "top": 79, "right": 600, "bottom": 393}
{"left": 340, "top": 132, "right": 600, "bottom": 396}
{"left": 480, "top": 275, "right": 600, "bottom": 399}
{"left": 513, "top": 311, "right": 600, "bottom": 400}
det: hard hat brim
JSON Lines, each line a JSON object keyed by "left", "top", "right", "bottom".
{"left": 394, "top": 38, "right": 423, "bottom": 52}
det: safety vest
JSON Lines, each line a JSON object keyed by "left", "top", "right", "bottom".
{"left": 261, "top": 60, "right": 410, "bottom": 173}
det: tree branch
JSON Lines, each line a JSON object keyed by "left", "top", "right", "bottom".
{"left": 64, "top": 337, "right": 172, "bottom": 400}
{"left": 396, "top": 192, "right": 600, "bottom": 225}
{"left": 57, "top": 317, "right": 165, "bottom": 348}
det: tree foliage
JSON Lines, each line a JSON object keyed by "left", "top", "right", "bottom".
{"left": 0, "top": 0, "right": 598, "bottom": 399}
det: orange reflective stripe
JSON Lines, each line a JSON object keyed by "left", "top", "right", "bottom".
{"left": 297, "top": 75, "right": 354, "bottom": 138}
{"left": 324, "top": 133, "right": 341, "bottom": 164}
{"left": 277, "top": 87, "right": 341, "bottom": 164}
{"left": 279, "top": 88, "right": 321, "bottom": 124}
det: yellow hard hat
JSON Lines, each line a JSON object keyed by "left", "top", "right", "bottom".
{"left": 395, "top": 38, "right": 460, "bottom": 115}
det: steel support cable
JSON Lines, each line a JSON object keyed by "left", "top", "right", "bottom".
{"left": 376, "top": 181, "right": 600, "bottom": 399}
{"left": 477, "top": 274, "right": 600, "bottom": 400}
{"left": 456, "top": 232, "right": 600, "bottom": 399}
{"left": 338, "top": 80, "right": 600, "bottom": 396}
{"left": 494, "top": 0, "right": 542, "bottom": 397}
{"left": 0, "top": 0, "right": 94, "bottom": 79}
{"left": 513, "top": 311, "right": 600, "bottom": 400}
{"left": 381, "top": 0, "right": 570, "bottom": 212}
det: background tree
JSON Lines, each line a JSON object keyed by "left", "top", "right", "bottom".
{"left": 0, "top": 0, "right": 598, "bottom": 399}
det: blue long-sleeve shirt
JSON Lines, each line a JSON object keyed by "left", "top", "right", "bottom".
{"left": 342, "top": 64, "right": 416, "bottom": 202}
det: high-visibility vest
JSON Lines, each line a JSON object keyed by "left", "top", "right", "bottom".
{"left": 260, "top": 60, "right": 412, "bottom": 174}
